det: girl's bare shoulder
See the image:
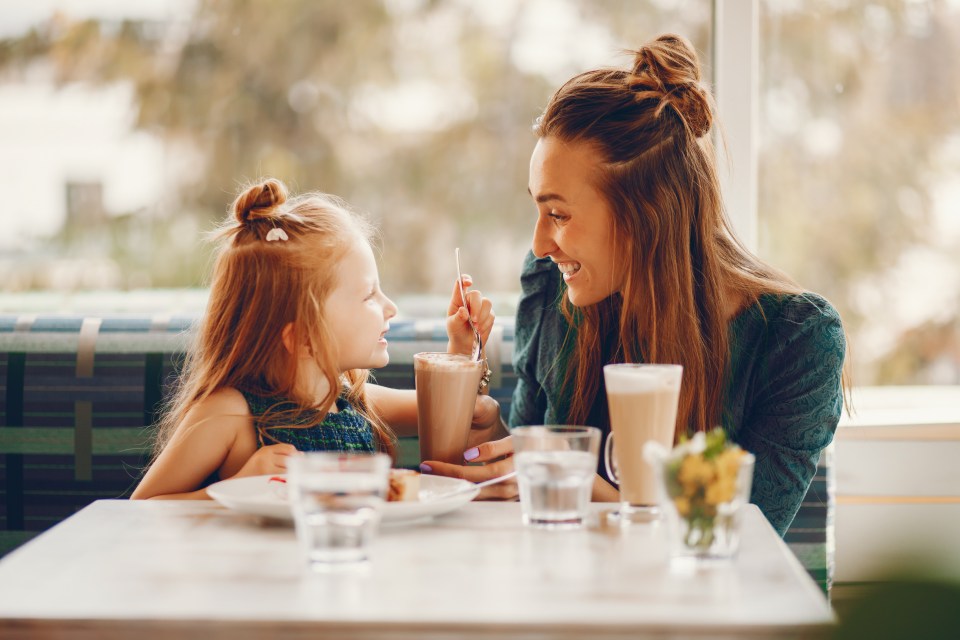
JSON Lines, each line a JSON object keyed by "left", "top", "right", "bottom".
{"left": 182, "top": 387, "right": 252, "bottom": 426}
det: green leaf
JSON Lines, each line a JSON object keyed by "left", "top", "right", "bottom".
{"left": 703, "top": 427, "right": 728, "bottom": 459}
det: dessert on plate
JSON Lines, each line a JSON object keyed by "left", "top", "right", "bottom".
{"left": 267, "top": 469, "right": 421, "bottom": 502}
{"left": 387, "top": 469, "right": 420, "bottom": 502}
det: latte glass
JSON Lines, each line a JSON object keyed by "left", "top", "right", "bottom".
{"left": 603, "top": 364, "right": 682, "bottom": 523}
{"left": 414, "top": 352, "right": 484, "bottom": 464}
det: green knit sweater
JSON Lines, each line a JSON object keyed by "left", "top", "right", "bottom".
{"left": 509, "top": 252, "right": 845, "bottom": 536}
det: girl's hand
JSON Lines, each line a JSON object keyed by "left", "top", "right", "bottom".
{"left": 446, "top": 274, "right": 495, "bottom": 356}
{"left": 233, "top": 443, "right": 299, "bottom": 478}
{"left": 420, "top": 436, "right": 516, "bottom": 500}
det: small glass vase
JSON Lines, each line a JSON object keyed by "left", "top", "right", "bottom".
{"left": 646, "top": 437, "right": 755, "bottom": 564}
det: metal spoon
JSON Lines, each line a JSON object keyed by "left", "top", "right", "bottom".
{"left": 430, "top": 471, "right": 518, "bottom": 500}
{"left": 455, "top": 247, "right": 483, "bottom": 361}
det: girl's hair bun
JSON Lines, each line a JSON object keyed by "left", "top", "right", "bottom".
{"left": 631, "top": 34, "right": 713, "bottom": 138}
{"left": 232, "top": 178, "right": 289, "bottom": 224}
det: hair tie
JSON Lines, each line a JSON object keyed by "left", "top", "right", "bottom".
{"left": 265, "top": 227, "right": 289, "bottom": 242}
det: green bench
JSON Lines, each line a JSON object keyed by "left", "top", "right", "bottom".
{"left": 0, "top": 313, "right": 833, "bottom": 595}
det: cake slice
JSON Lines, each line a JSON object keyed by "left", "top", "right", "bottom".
{"left": 387, "top": 469, "right": 420, "bottom": 502}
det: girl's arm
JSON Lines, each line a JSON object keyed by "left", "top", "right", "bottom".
{"left": 365, "top": 384, "right": 508, "bottom": 444}
{"left": 365, "top": 385, "right": 418, "bottom": 437}
{"left": 132, "top": 388, "right": 294, "bottom": 500}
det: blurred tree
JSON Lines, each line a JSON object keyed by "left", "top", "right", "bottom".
{"left": 5, "top": 0, "right": 958, "bottom": 384}
{"left": 13, "top": 1, "right": 958, "bottom": 385}
{"left": 0, "top": 0, "right": 707, "bottom": 294}
{"left": 758, "top": 0, "right": 960, "bottom": 384}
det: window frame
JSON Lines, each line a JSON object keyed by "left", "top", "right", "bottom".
{"left": 712, "top": 0, "right": 759, "bottom": 252}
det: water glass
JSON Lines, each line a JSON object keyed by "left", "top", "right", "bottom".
{"left": 287, "top": 452, "right": 391, "bottom": 572}
{"left": 512, "top": 426, "right": 601, "bottom": 530}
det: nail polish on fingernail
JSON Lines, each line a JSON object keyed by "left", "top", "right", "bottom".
{"left": 419, "top": 463, "right": 433, "bottom": 473}
{"left": 463, "top": 447, "right": 480, "bottom": 462}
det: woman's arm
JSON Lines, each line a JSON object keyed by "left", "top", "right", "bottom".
{"left": 508, "top": 252, "right": 564, "bottom": 428}
{"left": 736, "top": 295, "right": 846, "bottom": 535}
{"left": 132, "top": 388, "right": 294, "bottom": 499}
{"left": 425, "top": 434, "right": 618, "bottom": 501}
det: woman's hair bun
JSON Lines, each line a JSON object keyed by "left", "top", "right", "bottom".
{"left": 232, "top": 178, "right": 289, "bottom": 224}
{"left": 631, "top": 34, "right": 713, "bottom": 138}
{"left": 665, "top": 83, "right": 712, "bottom": 138}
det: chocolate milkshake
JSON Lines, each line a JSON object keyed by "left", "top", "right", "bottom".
{"left": 414, "top": 353, "right": 484, "bottom": 464}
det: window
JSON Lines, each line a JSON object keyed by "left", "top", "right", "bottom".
{"left": 0, "top": 0, "right": 710, "bottom": 316}
{"left": 6, "top": 1, "right": 955, "bottom": 387}
{"left": 758, "top": 0, "right": 960, "bottom": 385}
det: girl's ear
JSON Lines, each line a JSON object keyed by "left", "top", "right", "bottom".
{"left": 282, "top": 322, "right": 313, "bottom": 358}
{"left": 281, "top": 323, "right": 297, "bottom": 355}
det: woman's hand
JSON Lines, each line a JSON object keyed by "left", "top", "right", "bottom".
{"left": 467, "top": 394, "right": 507, "bottom": 447}
{"left": 446, "top": 274, "right": 494, "bottom": 356}
{"left": 421, "top": 393, "right": 515, "bottom": 499}
{"left": 421, "top": 436, "right": 517, "bottom": 500}
{"left": 232, "top": 443, "right": 299, "bottom": 479}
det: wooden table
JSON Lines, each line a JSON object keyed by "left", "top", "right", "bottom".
{"left": 0, "top": 501, "right": 833, "bottom": 639}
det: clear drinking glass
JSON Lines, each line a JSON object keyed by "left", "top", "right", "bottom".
{"left": 603, "top": 364, "right": 683, "bottom": 523}
{"left": 287, "top": 452, "right": 391, "bottom": 572}
{"left": 512, "top": 426, "right": 601, "bottom": 530}
{"left": 646, "top": 439, "right": 756, "bottom": 564}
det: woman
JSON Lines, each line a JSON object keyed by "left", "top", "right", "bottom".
{"left": 427, "top": 33, "right": 846, "bottom": 535}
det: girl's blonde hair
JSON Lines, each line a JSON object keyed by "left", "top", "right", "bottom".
{"left": 153, "top": 178, "right": 395, "bottom": 458}
{"left": 536, "top": 34, "right": 804, "bottom": 437}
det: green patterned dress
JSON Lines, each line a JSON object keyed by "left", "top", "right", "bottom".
{"left": 240, "top": 391, "right": 375, "bottom": 453}
{"left": 509, "top": 252, "right": 846, "bottom": 536}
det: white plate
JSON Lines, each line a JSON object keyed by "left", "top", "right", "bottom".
{"left": 207, "top": 474, "right": 479, "bottom": 524}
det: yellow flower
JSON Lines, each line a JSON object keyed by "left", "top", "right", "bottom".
{"left": 678, "top": 454, "right": 715, "bottom": 493}
{"left": 673, "top": 495, "right": 691, "bottom": 517}
{"left": 716, "top": 448, "right": 745, "bottom": 481}
{"left": 705, "top": 477, "right": 737, "bottom": 505}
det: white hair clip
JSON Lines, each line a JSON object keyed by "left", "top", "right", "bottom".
{"left": 265, "top": 227, "right": 289, "bottom": 242}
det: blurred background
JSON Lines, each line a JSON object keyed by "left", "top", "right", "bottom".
{"left": 1, "top": 0, "right": 959, "bottom": 387}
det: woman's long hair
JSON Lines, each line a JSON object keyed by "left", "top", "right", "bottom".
{"left": 536, "top": 34, "right": 803, "bottom": 436}
{"left": 153, "top": 178, "right": 395, "bottom": 458}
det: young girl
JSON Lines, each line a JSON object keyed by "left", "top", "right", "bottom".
{"left": 132, "top": 178, "right": 494, "bottom": 500}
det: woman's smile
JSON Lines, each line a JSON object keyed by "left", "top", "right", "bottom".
{"left": 556, "top": 261, "right": 582, "bottom": 281}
